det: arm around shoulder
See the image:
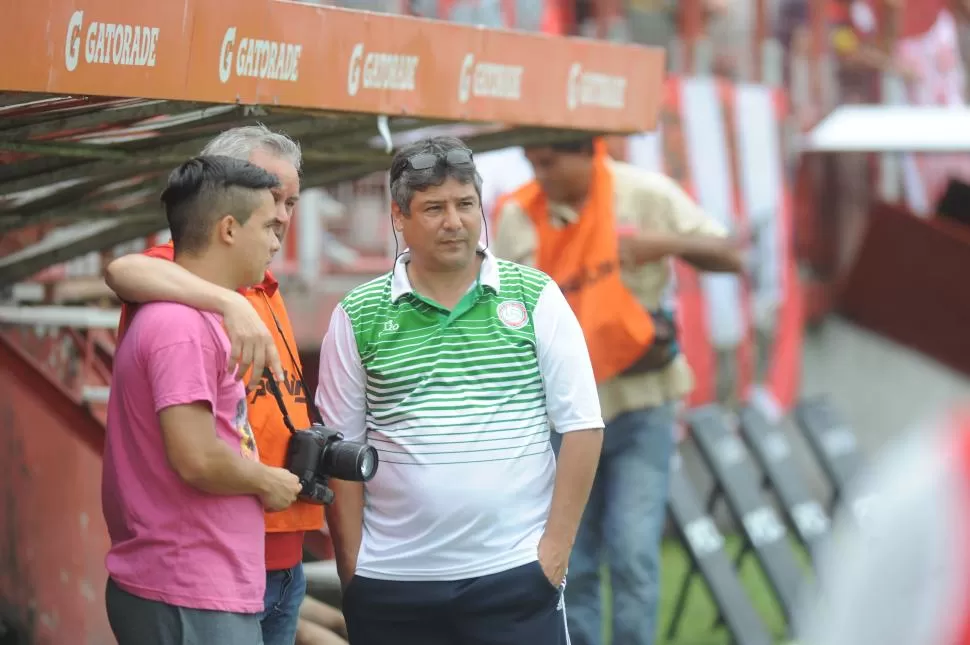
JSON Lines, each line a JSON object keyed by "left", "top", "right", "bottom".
{"left": 107, "top": 252, "right": 283, "bottom": 385}
{"left": 105, "top": 252, "right": 239, "bottom": 311}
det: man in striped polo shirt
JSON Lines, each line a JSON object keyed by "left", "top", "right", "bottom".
{"left": 315, "top": 136, "right": 605, "bottom": 645}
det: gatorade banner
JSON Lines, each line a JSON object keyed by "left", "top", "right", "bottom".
{"left": 0, "top": 0, "right": 662, "bottom": 134}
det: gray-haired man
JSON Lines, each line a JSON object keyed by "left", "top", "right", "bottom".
{"left": 105, "top": 125, "right": 321, "bottom": 645}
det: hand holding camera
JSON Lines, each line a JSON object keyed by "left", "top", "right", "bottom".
{"left": 262, "top": 368, "right": 379, "bottom": 506}
{"left": 258, "top": 466, "right": 303, "bottom": 512}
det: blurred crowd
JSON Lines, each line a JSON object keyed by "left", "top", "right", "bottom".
{"left": 297, "top": 0, "right": 969, "bottom": 124}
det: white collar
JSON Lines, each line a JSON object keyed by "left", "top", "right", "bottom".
{"left": 390, "top": 244, "right": 500, "bottom": 303}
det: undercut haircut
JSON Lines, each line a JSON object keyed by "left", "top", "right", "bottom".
{"left": 160, "top": 155, "right": 280, "bottom": 255}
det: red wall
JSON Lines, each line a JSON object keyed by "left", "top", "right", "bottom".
{"left": 0, "top": 346, "right": 112, "bottom": 645}
{"left": 840, "top": 202, "right": 970, "bottom": 377}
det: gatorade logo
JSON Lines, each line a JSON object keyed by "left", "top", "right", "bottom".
{"left": 64, "top": 10, "right": 161, "bottom": 72}
{"left": 457, "top": 54, "right": 524, "bottom": 104}
{"left": 566, "top": 63, "right": 627, "bottom": 111}
{"left": 347, "top": 43, "right": 419, "bottom": 97}
{"left": 218, "top": 27, "right": 302, "bottom": 84}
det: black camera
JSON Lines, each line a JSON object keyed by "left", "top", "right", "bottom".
{"left": 285, "top": 423, "right": 379, "bottom": 505}
{"left": 262, "top": 369, "right": 379, "bottom": 506}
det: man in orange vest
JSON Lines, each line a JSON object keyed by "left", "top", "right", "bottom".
{"left": 105, "top": 125, "right": 323, "bottom": 645}
{"left": 492, "top": 138, "right": 742, "bottom": 645}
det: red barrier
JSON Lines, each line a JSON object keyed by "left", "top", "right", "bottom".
{"left": 840, "top": 202, "right": 970, "bottom": 377}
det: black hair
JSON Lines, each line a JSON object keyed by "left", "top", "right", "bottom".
{"left": 160, "top": 155, "right": 280, "bottom": 254}
{"left": 388, "top": 136, "right": 483, "bottom": 216}
{"left": 526, "top": 136, "right": 598, "bottom": 155}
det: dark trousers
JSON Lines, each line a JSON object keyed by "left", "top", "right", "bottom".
{"left": 343, "top": 561, "right": 569, "bottom": 645}
{"left": 105, "top": 578, "right": 262, "bottom": 645}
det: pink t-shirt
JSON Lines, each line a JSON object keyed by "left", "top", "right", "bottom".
{"left": 102, "top": 301, "right": 265, "bottom": 613}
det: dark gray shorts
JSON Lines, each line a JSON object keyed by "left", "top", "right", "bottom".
{"left": 105, "top": 577, "right": 263, "bottom": 645}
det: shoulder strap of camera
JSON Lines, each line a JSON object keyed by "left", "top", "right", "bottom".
{"left": 260, "top": 291, "right": 325, "bottom": 426}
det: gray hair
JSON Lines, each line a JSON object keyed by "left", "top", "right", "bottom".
{"left": 201, "top": 124, "right": 302, "bottom": 172}
{"left": 389, "top": 136, "right": 483, "bottom": 215}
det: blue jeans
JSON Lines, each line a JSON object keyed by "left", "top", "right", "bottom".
{"left": 259, "top": 563, "right": 306, "bottom": 645}
{"left": 554, "top": 404, "right": 675, "bottom": 645}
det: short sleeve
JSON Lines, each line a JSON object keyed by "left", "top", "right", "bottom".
{"left": 533, "top": 281, "right": 604, "bottom": 433}
{"left": 315, "top": 305, "right": 368, "bottom": 442}
{"left": 655, "top": 174, "right": 728, "bottom": 238}
{"left": 139, "top": 305, "right": 223, "bottom": 414}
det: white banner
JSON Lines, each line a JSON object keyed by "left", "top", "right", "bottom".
{"left": 681, "top": 77, "right": 746, "bottom": 351}
{"left": 735, "top": 83, "right": 784, "bottom": 333}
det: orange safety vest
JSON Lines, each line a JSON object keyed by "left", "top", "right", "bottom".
{"left": 117, "top": 242, "right": 324, "bottom": 535}
{"left": 495, "top": 150, "right": 655, "bottom": 384}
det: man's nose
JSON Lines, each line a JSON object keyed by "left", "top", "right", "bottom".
{"left": 277, "top": 203, "right": 291, "bottom": 222}
{"left": 442, "top": 204, "right": 462, "bottom": 229}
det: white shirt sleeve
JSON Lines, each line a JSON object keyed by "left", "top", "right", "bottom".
{"left": 533, "top": 281, "right": 605, "bottom": 434}
{"left": 314, "top": 304, "right": 368, "bottom": 442}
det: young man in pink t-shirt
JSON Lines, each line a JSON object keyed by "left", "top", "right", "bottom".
{"left": 101, "top": 156, "right": 303, "bottom": 645}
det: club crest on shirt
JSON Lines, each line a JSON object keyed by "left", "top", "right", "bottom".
{"left": 496, "top": 300, "right": 528, "bottom": 329}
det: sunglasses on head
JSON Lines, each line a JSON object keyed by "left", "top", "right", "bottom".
{"left": 405, "top": 148, "right": 474, "bottom": 172}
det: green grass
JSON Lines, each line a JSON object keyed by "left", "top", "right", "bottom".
{"left": 598, "top": 536, "right": 805, "bottom": 645}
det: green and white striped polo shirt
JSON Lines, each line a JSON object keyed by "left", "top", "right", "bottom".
{"left": 316, "top": 248, "right": 603, "bottom": 581}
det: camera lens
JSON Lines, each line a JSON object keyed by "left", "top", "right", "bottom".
{"left": 358, "top": 449, "right": 378, "bottom": 480}
{"left": 323, "top": 440, "right": 380, "bottom": 482}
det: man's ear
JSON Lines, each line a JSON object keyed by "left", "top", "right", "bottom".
{"left": 216, "top": 214, "right": 237, "bottom": 245}
{"left": 390, "top": 202, "right": 406, "bottom": 232}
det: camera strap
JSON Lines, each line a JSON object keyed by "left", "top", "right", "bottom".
{"left": 258, "top": 290, "right": 325, "bottom": 428}
{"left": 262, "top": 368, "right": 299, "bottom": 435}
